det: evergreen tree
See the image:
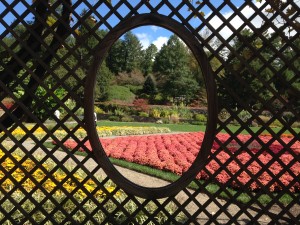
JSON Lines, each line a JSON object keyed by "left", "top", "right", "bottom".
{"left": 153, "top": 35, "right": 199, "bottom": 103}
{"left": 141, "top": 44, "right": 157, "bottom": 76}
{"left": 106, "top": 39, "right": 124, "bottom": 74}
{"left": 219, "top": 29, "right": 276, "bottom": 109}
{"left": 121, "top": 31, "right": 143, "bottom": 73}
{"left": 142, "top": 75, "right": 157, "bottom": 96}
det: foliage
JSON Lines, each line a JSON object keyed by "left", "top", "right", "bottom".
{"left": 140, "top": 44, "right": 158, "bottom": 76}
{"left": 238, "top": 110, "right": 252, "bottom": 122}
{"left": 139, "top": 112, "right": 149, "bottom": 117}
{"left": 121, "top": 115, "right": 134, "bottom": 122}
{"left": 256, "top": 0, "right": 300, "bottom": 34}
{"left": 218, "top": 29, "right": 276, "bottom": 110}
{"left": 133, "top": 98, "right": 149, "bottom": 113}
{"left": 106, "top": 39, "right": 124, "bottom": 74}
{"left": 107, "top": 31, "right": 143, "bottom": 73}
{"left": 194, "top": 113, "right": 207, "bottom": 122}
{"left": 33, "top": 86, "right": 66, "bottom": 120}
{"left": 94, "top": 105, "right": 105, "bottom": 114}
{"left": 107, "top": 85, "right": 135, "bottom": 103}
{"left": 141, "top": 75, "right": 157, "bottom": 96}
{"left": 153, "top": 35, "right": 200, "bottom": 103}
{"left": 115, "top": 70, "right": 145, "bottom": 86}
{"left": 95, "top": 60, "right": 114, "bottom": 101}
{"left": 114, "top": 108, "right": 126, "bottom": 117}
{"left": 149, "top": 107, "right": 162, "bottom": 118}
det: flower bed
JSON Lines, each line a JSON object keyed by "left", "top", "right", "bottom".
{"left": 0, "top": 125, "right": 171, "bottom": 140}
{"left": 62, "top": 132, "right": 300, "bottom": 193}
{"left": 0, "top": 145, "right": 184, "bottom": 224}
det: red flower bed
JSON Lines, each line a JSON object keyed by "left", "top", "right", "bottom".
{"left": 62, "top": 132, "right": 300, "bottom": 192}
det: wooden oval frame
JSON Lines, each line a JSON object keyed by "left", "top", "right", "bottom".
{"left": 84, "top": 14, "right": 217, "bottom": 199}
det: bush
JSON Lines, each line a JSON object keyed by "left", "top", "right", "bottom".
{"left": 238, "top": 110, "right": 252, "bottom": 122}
{"left": 194, "top": 114, "right": 207, "bottom": 122}
{"left": 169, "top": 113, "right": 180, "bottom": 124}
{"left": 218, "top": 109, "right": 230, "bottom": 121}
{"left": 292, "top": 121, "right": 300, "bottom": 128}
{"left": 149, "top": 108, "right": 161, "bottom": 118}
{"left": 115, "top": 70, "right": 145, "bottom": 86}
{"left": 125, "top": 85, "right": 142, "bottom": 94}
{"left": 139, "top": 112, "right": 149, "bottom": 117}
{"left": 258, "top": 115, "right": 270, "bottom": 124}
{"left": 160, "top": 108, "right": 171, "bottom": 118}
{"left": 270, "top": 119, "right": 282, "bottom": 128}
{"left": 282, "top": 111, "right": 294, "bottom": 123}
{"left": 121, "top": 116, "right": 134, "bottom": 122}
{"left": 114, "top": 108, "right": 126, "bottom": 117}
{"left": 177, "top": 107, "right": 193, "bottom": 119}
{"left": 108, "top": 115, "right": 120, "bottom": 121}
{"left": 133, "top": 98, "right": 149, "bottom": 113}
{"left": 151, "top": 93, "right": 164, "bottom": 104}
{"left": 94, "top": 106, "right": 105, "bottom": 114}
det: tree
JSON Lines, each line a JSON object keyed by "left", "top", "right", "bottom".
{"left": 71, "top": 9, "right": 112, "bottom": 100}
{"left": 153, "top": 35, "right": 199, "bottom": 103}
{"left": 142, "top": 75, "right": 157, "bottom": 96}
{"left": 121, "top": 31, "right": 143, "bottom": 73}
{"left": 95, "top": 60, "right": 113, "bottom": 101}
{"left": 140, "top": 44, "right": 158, "bottom": 76}
{"left": 219, "top": 29, "right": 277, "bottom": 109}
{"left": 0, "top": 0, "right": 73, "bottom": 129}
{"left": 274, "top": 36, "right": 300, "bottom": 112}
{"left": 106, "top": 39, "right": 124, "bottom": 74}
{"left": 256, "top": 0, "right": 300, "bottom": 35}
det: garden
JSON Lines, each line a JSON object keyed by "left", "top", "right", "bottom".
{"left": 0, "top": 143, "right": 185, "bottom": 224}
{"left": 1, "top": 120, "right": 298, "bottom": 206}
{"left": 62, "top": 129, "right": 300, "bottom": 194}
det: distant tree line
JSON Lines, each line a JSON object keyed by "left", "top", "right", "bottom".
{"left": 1, "top": 6, "right": 299, "bottom": 117}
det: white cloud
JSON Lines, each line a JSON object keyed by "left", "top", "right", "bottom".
{"left": 150, "top": 26, "right": 160, "bottom": 32}
{"left": 136, "top": 33, "right": 151, "bottom": 49}
{"left": 152, "top": 36, "right": 169, "bottom": 50}
{"left": 205, "top": 1, "right": 273, "bottom": 40}
{"left": 205, "top": 0, "right": 299, "bottom": 40}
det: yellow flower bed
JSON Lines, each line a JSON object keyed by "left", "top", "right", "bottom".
{"left": 0, "top": 143, "right": 183, "bottom": 223}
{"left": 0, "top": 148, "right": 119, "bottom": 199}
{"left": 0, "top": 125, "right": 171, "bottom": 140}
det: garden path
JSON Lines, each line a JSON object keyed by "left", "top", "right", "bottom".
{"left": 19, "top": 139, "right": 275, "bottom": 224}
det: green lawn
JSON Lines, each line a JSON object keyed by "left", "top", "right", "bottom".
{"left": 96, "top": 120, "right": 300, "bottom": 134}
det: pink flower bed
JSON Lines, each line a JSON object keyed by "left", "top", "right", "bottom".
{"left": 62, "top": 132, "right": 300, "bottom": 192}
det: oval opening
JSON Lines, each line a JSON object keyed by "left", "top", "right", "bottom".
{"left": 84, "top": 14, "right": 217, "bottom": 199}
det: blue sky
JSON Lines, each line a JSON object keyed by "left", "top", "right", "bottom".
{"left": 0, "top": 0, "right": 278, "bottom": 49}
